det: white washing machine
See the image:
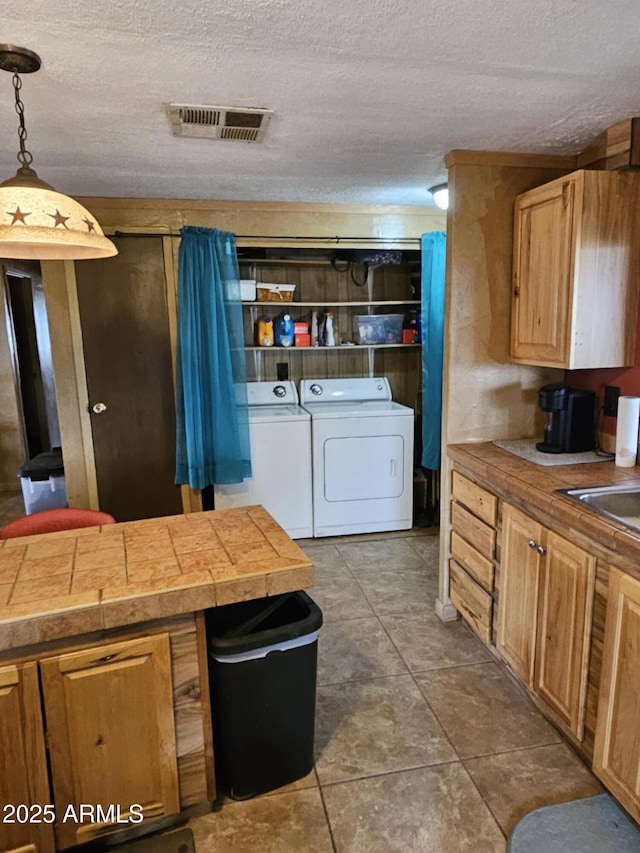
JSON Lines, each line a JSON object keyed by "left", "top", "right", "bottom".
{"left": 300, "top": 377, "right": 414, "bottom": 538}
{"left": 213, "top": 381, "right": 313, "bottom": 539}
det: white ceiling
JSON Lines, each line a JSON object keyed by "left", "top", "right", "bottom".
{"left": 2, "top": 0, "right": 639, "bottom": 207}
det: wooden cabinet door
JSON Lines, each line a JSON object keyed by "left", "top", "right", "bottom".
{"left": 593, "top": 567, "right": 640, "bottom": 823}
{"left": 497, "top": 504, "right": 542, "bottom": 684}
{"left": 511, "top": 176, "right": 576, "bottom": 366}
{"left": 40, "top": 635, "right": 180, "bottom": 849}
{"left": 0, "top": 663, "right": 55, "bottom": 853}
{"left": 534, "top": 531, "right": 595, "bottom": 738}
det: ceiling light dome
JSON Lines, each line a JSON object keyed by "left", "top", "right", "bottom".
{"left": 0, "top": 45, "right": 117, "bottom": 261}
{"left": 428, "top": 183, "right": 449, "bottom": 211}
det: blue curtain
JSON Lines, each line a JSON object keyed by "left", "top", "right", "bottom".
{"left": 175, "top": 226, "right": 251, "bottom": 489}
{"left": 421, "top": 231, "right": 446, "bottom": 470}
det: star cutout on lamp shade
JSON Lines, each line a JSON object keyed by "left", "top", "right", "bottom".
{"left": 6, "top": 206, "right": 31, "bottom": 224}
{"left": 48, "top": 209, "right": 70, "bottom": 229}
{"left": 82, "top": 216, "right": 96, "bottom": 233}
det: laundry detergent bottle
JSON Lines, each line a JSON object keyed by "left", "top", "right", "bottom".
{"left": 258, "top": 316, "right": 274, "bottom": 347}
{"left": 274, "top": 313, "right": 294, "bottom": 347}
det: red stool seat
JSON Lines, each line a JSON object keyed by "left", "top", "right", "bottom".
{"left": 0, "top": 508, "right": 116, "bottom": 539}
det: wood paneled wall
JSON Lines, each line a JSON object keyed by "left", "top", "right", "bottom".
{"left": 437, "top": 151, "right": 575, "bottom": 618}
{"left": 241, "top": 257, "right": 421, "bottom": 408}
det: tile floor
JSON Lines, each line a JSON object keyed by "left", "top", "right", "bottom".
{"left": 189, "top": 530, "right": 603, "bottom": 852}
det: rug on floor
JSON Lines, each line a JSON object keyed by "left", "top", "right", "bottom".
{"left": 508, "top": 794, "right": 640, "bottom": 852}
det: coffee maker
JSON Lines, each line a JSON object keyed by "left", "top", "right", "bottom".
{"left": 536, "top": 383, "right": 596, "bottom": 454}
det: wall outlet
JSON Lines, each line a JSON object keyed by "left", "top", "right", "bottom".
{"left": 603, "top": 385, "right": 621, "bottom": 417}
{"left": 276, "top": 362, "right": 288, "bottom": 381}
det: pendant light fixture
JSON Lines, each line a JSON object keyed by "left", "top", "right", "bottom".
{"left": 428, "top": 183, "right": 449, "bottom": 211}
{"left": 0, "top": 45, "right": 117, "bottom": 260}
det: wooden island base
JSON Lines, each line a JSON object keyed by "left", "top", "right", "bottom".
{"left": 0, "top": 506, "right": 313, "bottom": 853}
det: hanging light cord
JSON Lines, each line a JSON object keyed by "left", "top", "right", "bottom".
{"left": 11, "top": 69, "right": 33, "bottom": 168}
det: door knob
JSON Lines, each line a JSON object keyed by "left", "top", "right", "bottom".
{"left": 90, "top": 402, "right": 107, "bottom": 414}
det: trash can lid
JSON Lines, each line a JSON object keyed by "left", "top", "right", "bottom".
{"left": 207, "top": 590, "right": 323, "bottom": 656}
{"left": 18, "top": 447, "right": 65, "bottom": 481}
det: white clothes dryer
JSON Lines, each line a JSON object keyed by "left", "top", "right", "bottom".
{"left": 213, "top": 381, "right": 313, "bottom": 539}
{"left": 300, "top": 377, "right": 414, "bottom": 537}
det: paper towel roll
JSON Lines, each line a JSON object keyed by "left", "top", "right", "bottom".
{"left": 615, "top": 396, "right": 640, "bottom": 467}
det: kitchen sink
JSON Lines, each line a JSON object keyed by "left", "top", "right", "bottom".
{"left": 557, "top": 481, "right": 640, "bottom": 531}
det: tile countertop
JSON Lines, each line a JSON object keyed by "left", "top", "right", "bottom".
{"left": 0, "top": 505, "right": 313, "bottom": 653}
{"left": 447, "top": 442, "right": 640, "bottom": 576}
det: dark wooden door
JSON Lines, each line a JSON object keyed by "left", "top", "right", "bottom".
{"left": 75, "top": 236, "right": 183, "bottom": 521}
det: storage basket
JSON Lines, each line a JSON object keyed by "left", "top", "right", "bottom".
{"left": 257, "top": 284, "right": 296, "bottom": 302}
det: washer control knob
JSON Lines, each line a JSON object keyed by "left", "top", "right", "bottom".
{"left": 310, "top": 383, "right": 323, "bottom": 396}
{"left": 273, "top": 385, "right": 287, "bottom": 398}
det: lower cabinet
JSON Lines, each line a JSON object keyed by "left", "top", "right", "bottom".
{"left": 593, "top": 567, "right": 640, "bottom": 823}
{"left": 497, "top": 503, "right": 595, "bottom": 739}
{"left": 0, "top": 617, "right": 213, "bottom": 853}
{"left": 0, "top": 662, "right": 55, "bottom": 853}
{"left": 448, "top": 471, "right": 497, "bottom": 643}
{"left": 40, "top": 635, "right": 180, "bottom": 849}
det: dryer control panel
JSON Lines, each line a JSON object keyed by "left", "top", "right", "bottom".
{"left": 300, "top": 377, "right": 391, "bottom": 405}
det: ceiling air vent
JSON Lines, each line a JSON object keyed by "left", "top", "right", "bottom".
{"left": 168, "top": 104, "right": 272, "bottom": 143}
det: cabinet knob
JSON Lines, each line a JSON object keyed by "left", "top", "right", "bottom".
{"left": 528, "top": 539, "right": 537, "bottom": 549}
{"left": 536, "top": 545, "right": 546, "bottom": 555}
{"left": 90, "top": 402, "right": 108, "bottom": 414}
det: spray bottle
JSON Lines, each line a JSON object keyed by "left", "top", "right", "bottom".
{"left": 324, "top": 311, "right": 336, "bottom": 346}
{"left": 311, "top": 311, "right": 320, "bottom": 347}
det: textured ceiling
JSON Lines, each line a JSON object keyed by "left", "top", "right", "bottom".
{"left": 1, "top": 0, "right": 639, "bottom": 206}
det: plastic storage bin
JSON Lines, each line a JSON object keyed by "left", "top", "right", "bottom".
{"left": 239, "top": 279, "right": 257, "bottom": 301}
{"left": 18, "top": 448, "right": 67, "bottom": 515}
{"left": 352, "top": 313, "right": 403, "bottom": 344}
{"left": 206, "top": 590, "right": 323, "bottom": 800}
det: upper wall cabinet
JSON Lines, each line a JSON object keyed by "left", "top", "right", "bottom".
{"left": 511, "top": 169, "right": 640, "bottom": 370}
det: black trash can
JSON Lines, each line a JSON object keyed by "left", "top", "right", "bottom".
{"left": 206, "top": 590, "right": 323, "bottom": 800}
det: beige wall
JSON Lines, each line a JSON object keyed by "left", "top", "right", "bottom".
{"left": 436, "top": 152, "right": 573, "bottom": 619}
{"left": 0, "top": 284, "right": 24, "bottom": 491}
{"left": 74, "top": 198, "right": 446, "bottom": 249}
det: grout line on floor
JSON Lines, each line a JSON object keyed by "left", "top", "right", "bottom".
{"left": 458, "top": 758, "right": 509, "bottom": 841}
{"left": 315, "top": 770, "right": 338, "bottom": 853}
{"left": 316, "top": 757, "right": 463, "bottom": 790}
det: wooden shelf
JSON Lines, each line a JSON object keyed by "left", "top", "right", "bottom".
{"left": 239, "top": 258, "right": 334, "bottom": 266}
{"left": 243, "top": 300, "right": 420, "bottom": 308}
{"left": 245, "top": 344, "right": 420, "bottom": 351}
{"left": 238, "top": 258, "right": 417, "bottom": 267}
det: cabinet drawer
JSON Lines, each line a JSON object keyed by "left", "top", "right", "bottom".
{"left": 452, "top": 471, "right": 498, "bottom": 526}
{"left": 450, "top": 530, "right": 494, "bottom": 592}
{"left": 449, "top": 559, "right": 493, "bottom": 644}
{"left": 451, "top": 501, "right": 496, "bottom": 560}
